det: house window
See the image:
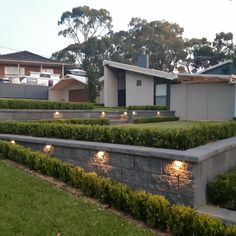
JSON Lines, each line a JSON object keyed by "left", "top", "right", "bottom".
{"left": 136, "top": 80, "right": 142, "bottom": 86}
{"left": 155, "top": 84, "right": 167, "bottom": 106}
{"left": 4, "top": 66, "right": 25, "bottom": 75}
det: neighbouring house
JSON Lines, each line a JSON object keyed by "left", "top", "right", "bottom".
{"left": 102, "top": 55, "right": 236, "bottom": 120}
{"left": 199, "top": 60, "right": 236, "bottom": 75}
{"left": 49, "top": 73, "right": 91, "bottom": 102}
{"left": 0, "top": 50, "right": 72, "bottom": 78}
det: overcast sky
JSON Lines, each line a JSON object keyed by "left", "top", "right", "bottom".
{"left": 0, "top": 0, "right": 235, "bottom": 58}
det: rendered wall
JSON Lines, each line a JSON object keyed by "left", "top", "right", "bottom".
{"left": 104, "top": 66, "right": 118, "bottom": 107}
{"left": 125, "top": 71, "right": 154, "bottom": 106}
{"left": 171, "top": 83, "right": 234, "bottom": 120}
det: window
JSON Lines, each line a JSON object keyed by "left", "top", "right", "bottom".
{"left": 155, "top": 84, "right": 167, "bottom": 106}
{"left": 4, "top": 66, "right": 25, "bottom": 75}
{"left": 136, "top": 80, "right": 142, "bottom": 86}
{"left": 41, "top": 68, "right": 54, "bottom": 74}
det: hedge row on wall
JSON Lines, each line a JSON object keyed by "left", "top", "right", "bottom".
{"left": 32, "top": 118, "right": 110, "bottom": 126}
{"left": 0, "top": 141, "right": 235, "bottom": 236}
{"left": 128, "top": 105, "right": 167, "bottom": 110}
{"left": 0, "top": 99, "right": 94, "bottom": 110}
{"left": 133, "top": 116, "right": 179, "bottom": 124}
{"left": 0, "top": 121, "right": 236, "bottom": 150}
{"left": 207, "top": 167, "right": 236, "bottom": 210}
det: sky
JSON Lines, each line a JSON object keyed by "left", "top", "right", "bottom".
{"left": 0, "top": 0, "right": 235, "bottom": 58}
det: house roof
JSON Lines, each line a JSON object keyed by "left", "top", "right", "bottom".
{"left": 103, "top": 60, "right": 174, "bottom": 80}
{"left": 175, "top": 73, "right": 236, "bottom": 84}
{"left": 50, "top": 74, "right": 87, "bottom": 90}
{"left": 198, "top": 60, "right": 233, "bottom": 74}
{"left": 0, "top": 50, "right": 72, "bottom": 66}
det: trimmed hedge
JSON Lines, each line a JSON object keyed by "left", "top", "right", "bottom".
{"left": 32, "top": 118, "right": 110, "bottom": 126}
{"left": 0, "top": 98, "right": 94, "bottom": 110}
{"left": 0, "top": 141, "right": 235, "bottom": 235}
{"left": 128, "top": 105, "right": 167, "bottom": 110}
{"left": 133, "top": 116, "right": 179, "bottom": 124}
{"left": 0, "top": 121, "right": 236, "bottom": 150}
{"left": 207, "top": 168, "right": 236, "bottom": 210}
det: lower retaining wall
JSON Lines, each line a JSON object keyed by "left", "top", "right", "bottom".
{"left": 0, "top": 134, "right": 235, "bottom": 207}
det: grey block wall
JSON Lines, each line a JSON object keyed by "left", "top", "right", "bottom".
{"left": 1, "top": 134, "right": 236, "bottom": 207}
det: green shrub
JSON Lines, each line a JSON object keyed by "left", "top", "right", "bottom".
{"left": 32, "top": 118, "right": 109, "bottom": 126}
{"left": 128, "top": 105, "right": 167, "bottom": 110}
{"left": 207, "top": 168, "right": 236, "bottom": 210}
{"left": 0, "top": 141, "right": 236, "bottom": 235}
{"left": 168, "top": 205, "right": 226, "bottom": 236}
{"left": 133, "top": 116, "right": 179, "bottom": 124}
{"left": 0, "top": 98, "right": 94, "bottom": 110}
{"left": 0, "top": 121, "right": 236, "bottom": 150}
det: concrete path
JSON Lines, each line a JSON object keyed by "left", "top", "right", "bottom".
{"left": 197, "top": 204, "right": 236, "bottom": 224}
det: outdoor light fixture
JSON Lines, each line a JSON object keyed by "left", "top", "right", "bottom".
{"left": 173, "top": 160, "right": 184, "bottom": 171}
{"left": 132, "top": 111, "right": 137, "bottom": 116}
{"left": 93, "top": 150, "right": 109, "bottom": 164}
{"left": 10, "top": 140, "right": 16, "bottom": 144}
{"left": 53, "top": 111, "right": 63, "bottom": 119}
{"left": 42, "top": 144, "right": 54, "bottom": 154}
{"left": 100, "top": 111, "right": 106, "bottom": 118}
{"left": 157, "top": 111, "right": 160, "bottom": 116}
{"left": 121, "top": 111, "right": 128, "bottom": 120}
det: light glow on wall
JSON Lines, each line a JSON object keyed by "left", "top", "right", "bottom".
{"left": 100, "top": 111, "right": 107, "bottom": 118}
{"left": 10, "top": 140, "right": 16, "bottom": 144}
{"left": 157, "top": 111, "right": 160, "bottom": 116}
{"left": 53, "top": 111, "right": 63, "bottom": 119}
{"left": 132, "top": 111, "right": 137, "bottom": 116}
{"left": 42, "top": 144, "right": 54, "bottom": 154}
{"left": 93, "top": 151, "right": 109, "bottom": 164}
{"left": 121, "top": 111, "right": 128, "bottom": 120}
{"left": 173, "top": 160, "right": 184, "bottom": 171}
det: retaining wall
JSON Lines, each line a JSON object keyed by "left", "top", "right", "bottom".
{"left": 1, "top": 134, "right": 235, "bottom": 207}
{"left": 0, "top": 109, "right": 175, "bottom": 121}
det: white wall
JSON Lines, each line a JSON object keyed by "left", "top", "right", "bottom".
{"left": 104, "top": 66, "right": 118, "bottom": 107}
{"left": 126, "top": 71, "right": 154, "bottom": 106}
{"left": 171, "top": 83, "right": 235, "bottom": 120}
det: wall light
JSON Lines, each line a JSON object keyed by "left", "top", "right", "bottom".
{"left": 42, "top": 144, "right": 54, "bottom": 154}
{"left": 93, "top": 150, "right": 109, "bottom": 164}
{"left": 53, "top": 111, "right": 63, "bottom": 119}
{"left": 157, "top": 111, "right": 160, "bottom": 116}
{"left": 10, "top": 140, "right": 16, "bottom": 144}
{"left": 173, "top": 160, "right": 184, "bottom": 171}
{"left": 121, "top": 111, "right": 128, "bottom": 120}
{"left": 100, "top": 111, "right": 107, "bottom": 118}
{"left": 132, "top": 111, "right": 137, "bottom": 116}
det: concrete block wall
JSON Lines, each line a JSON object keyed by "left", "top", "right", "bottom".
{"left": 1, "top": 134, "right": 235, "bottom": 207}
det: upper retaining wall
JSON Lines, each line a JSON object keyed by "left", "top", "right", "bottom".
{"left": 1, "top": 134, "right": 236, "bottom": 207}
{"left": 0, "top": 109, "right": 175, "bottom": 121}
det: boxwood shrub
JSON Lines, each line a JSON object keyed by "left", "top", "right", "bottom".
{"left": 133, "top": 116, "right": 179, "bottom": 124}
{"left": 0, "top": 121, "right": 236, "bottom": 150}
{"left": 0, "top": 141, "right": 235, "bottom": 235}
{"left": 0, "top": 98, "right": 94, "bottom": 110}
{"left": 207, "top": 168, "right": 236, "bottom": 210}
{"left": 128, "top": 105, "right": 167, "bottom": 110}
{"left": 32, "top": 118, "right": 110, "bottom": 126}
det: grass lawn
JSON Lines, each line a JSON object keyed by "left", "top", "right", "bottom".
{"left": 112, "top": 120, "right": 224, "bottom": 129}
{"left": 0, "top": 160, "right": 155, "bottom": 236}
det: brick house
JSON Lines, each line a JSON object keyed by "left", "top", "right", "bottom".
{"left": 0, "top": 50, "right": 72, "bottom": 78}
